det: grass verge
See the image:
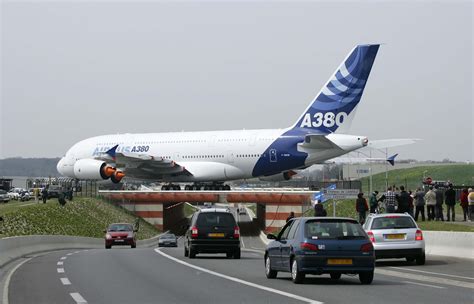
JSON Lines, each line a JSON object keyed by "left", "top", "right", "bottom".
{"left": 184, "top": 202, "right": 199, "bottom": 218}
{"left": 0, "top": 197, "right": 160, "bottom": 239}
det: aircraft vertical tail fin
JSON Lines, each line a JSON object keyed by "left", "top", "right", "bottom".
{"left": 292, "top": 44, "right": 380, "bottom": 134}
{"left": 386, "top": 153, "right": 398, "bottom": 166}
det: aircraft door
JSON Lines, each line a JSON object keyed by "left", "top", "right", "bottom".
{"left": 173, "top": 152, "right": 181, "bottom": 161}
{"left": 269, "top": 149, "right": 277, "bottom": 162}
{"left": 227, "top": 151, "right": 235, "bottom": 164}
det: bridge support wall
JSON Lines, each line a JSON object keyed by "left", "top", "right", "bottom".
{"left": 118, "top": 201, "right": 164, "bottom": 230}
{"left": 264, "top": 203, "right": 305, "bottom": 233}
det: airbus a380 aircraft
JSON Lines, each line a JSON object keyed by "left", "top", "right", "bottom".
{"left": 58, "top": 44, "right": 397, "bottom": 190}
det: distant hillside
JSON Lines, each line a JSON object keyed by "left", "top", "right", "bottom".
{"left": 360, "top": 164, "right": 474, "bottom": 192}
{"left": 0, "top": 158, "right": 61, "bottom": 177}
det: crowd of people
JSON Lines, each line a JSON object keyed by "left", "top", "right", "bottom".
{"left": 354, "top": 184, "right": 474, "bottom": 224}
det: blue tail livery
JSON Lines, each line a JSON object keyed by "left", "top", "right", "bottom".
{"left": 386, "top": 153, "right": 398, "bottom": 166}
{"left": 292, "top": 44, "right": 380, "bottom": 134}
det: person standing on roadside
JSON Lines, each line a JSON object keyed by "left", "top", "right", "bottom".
{"left": 369, "top": 191, "right": 379, "bottom": 214}
{"left": 379, "top": 187, "right": 397, "bottom": 213}
{"left": 434, "top": 185, "right": 444, "bottom": 221}
{"left": 460, "top": 188, "right": 469, "bottom": 221}
{"left": 41, "top": 186, "right": 48, "bottom": 204}
{"left": 408, "top": 190, "right": 414, "bottom": 217}
{"left": 33, "top": 188, "right": 39, "bottom": 204}
{"left": 424, "top": 186, "right": 436, "bottom": 221}
{"left": 468, "top": 188, "right": 474, "bottom": 222}
{"left": 397, "top": 186, "right": 410, "bottom": 214}
{"left": 414, "top": 188, "right": 425, "bottom": 221}
{"left": 356, "top": 193, "right": 369, "bottom": 224}
{"left": 286, "top": 211, "right": 295, "bottom": 222}
{"left": 314, "top": 203, "right": 327, "bottom": 217}
{"left": 444, "top": 184, "right": 456, "bottom": 221}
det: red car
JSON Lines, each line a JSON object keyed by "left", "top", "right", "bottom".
{"left": 104, "top": 223, "right": 137, "bottom": 249}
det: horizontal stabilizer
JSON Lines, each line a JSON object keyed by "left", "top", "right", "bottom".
{"left": 299, "top": 134, "right": 341, "bottom": 150}
{"left": 368, "top": 138, "right": 421, "bottom": 150}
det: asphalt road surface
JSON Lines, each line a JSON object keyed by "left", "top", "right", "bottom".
{"left": 4, "top": 209, "right": 474, "bottom": 304}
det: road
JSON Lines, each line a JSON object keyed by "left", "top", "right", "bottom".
{"left": 4, "top": 209, "right": 474, "bottom": 304}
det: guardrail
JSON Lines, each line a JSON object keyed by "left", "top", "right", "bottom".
{"left": 423, "top": 231, "right": 474, "bottom": 259}
{"left": 0, "top": 233, "right": 165, "bottom": 268}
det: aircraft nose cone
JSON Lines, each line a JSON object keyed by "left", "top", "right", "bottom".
{"left": 363, "top": 137, "right": 369, "bottom": 146}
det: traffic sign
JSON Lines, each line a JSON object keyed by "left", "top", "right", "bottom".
{"left": 322, "top": 189, "right": 359, "bottom": 199}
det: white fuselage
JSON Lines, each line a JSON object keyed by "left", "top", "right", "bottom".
{"left": 57, "top": 128, "right": 366, "bottom": 182}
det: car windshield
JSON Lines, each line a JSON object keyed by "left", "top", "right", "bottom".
{"left": 371, "top": 216, "right": 416, "bottom": 230}
{"left": 305, "top": 220, "right": 367, "bottom": 240}
{"left": 196, "top": 213, "right": 235, "bottom": 227}
{"left": 161, "top": 235, "right": 175, "bottom": 239}
{"left": 108, "top": 224, "right": 133, "bottom": 232}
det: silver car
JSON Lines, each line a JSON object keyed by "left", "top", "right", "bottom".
{"left": 0, "top": 190, "right": 10, "bottom": 203}
{"left": 363, "top": 213, "right": 425, "bottom": 265}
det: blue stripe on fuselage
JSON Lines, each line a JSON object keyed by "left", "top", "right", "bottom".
{"left": 252, "top": 128, "right": 320, "bottom": 177}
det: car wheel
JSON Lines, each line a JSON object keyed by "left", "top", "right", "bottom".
{"left": 184, "top": 246, "right": 189, "bottom": 257}
{"left": 406, "top": 257, "right": 415, "bottom": 263}
{"left": 416, "top": 253, "right": 426, "bottom": 265}
{"left": 105, "top": 245, "right": 111, "bottom": 249}
{"left": 359, "top": 271, "right": 374, "bottom": 284}
{"left": 291, "top": 259, "right": 305, "bottom": 284}
{"left": 265, "top": 256, "right": 277, "bottom": 279}
{"left": 233, "top": 249, "right": 241, "bottom": 259}
{"left": 330, "top": 273, "right": 342, "bottom": 280}
{"left": 189, "top": 246, "right": 196, "bottom": 259}
{"left": 131, "top": 244, "right": 136, "bottom": 249}
{"left": 226, "top": 252, "right": 233, "bottom": 259}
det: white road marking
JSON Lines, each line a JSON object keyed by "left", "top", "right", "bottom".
{"left": 155, "top": 248, "right": 323, "bottom": 304}
{"left": 57, "top": 261, "right": 64, "bottom": 266}
{"left": 66, "top": 253, "right": 73, "bottom": 256}
{"left": 70, "top": 292, "right": 88, "bottom": 304}
{"left": 403, "top": 281, "right": 445, "bottom": 289}
{"left": 3, "top": 257, "right": 32, "bottom": 304}
{"left": 241, "top": 238, "right": 245, "bottom": 248}
{"left": 57, "top": 268, "right": 65, "bottom": 273}
{"left": 376, "top": 269, "right": 474, "bottom": 289}
{"left": 242, "top": 248, "right": 265, "bottom": 255}
{"left": 390, "top": 266, "right": 474, "bottom": 280}
{"left": 60, "top": 278, "right": 71, "bottom": 285}
{"left": 74, "top": 251, "right": 81, "bottom": 254}
{"left": 60, "top": 257, "right": 67, "bottom": 260}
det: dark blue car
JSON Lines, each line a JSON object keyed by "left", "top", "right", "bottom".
{"left": 264, "top": 217, "right": 375, "bottom": 284}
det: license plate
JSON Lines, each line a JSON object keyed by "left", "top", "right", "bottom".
{"left": 115, "top": 239, "right": 124, "bottom": 242}
{"left": 208, "top": 233, "right": 225, "bottom": 238}
{"left": 386, "top": 234, "right": 405, "bottom": 240}
{"left": 327, "top": 259, "right": 353, "bottom": 265}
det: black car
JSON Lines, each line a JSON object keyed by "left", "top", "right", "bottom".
{"left": 265, "top": 217, "right": 375, "bottom": 284}
{"left": 158, "top": 233, "right": 178, "bottom": 247}
{"left": 184, "top": 208, "right": 241, "bottom": 259}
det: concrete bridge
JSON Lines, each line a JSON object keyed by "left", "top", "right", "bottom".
{"left": 99, "top": 189, "right": 316, "bottom": 232}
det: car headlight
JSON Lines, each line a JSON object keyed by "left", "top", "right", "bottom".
{"left": 105, "top": 233, "right": 112, "bottom": 239}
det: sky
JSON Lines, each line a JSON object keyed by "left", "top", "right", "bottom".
{"left": 1, "top": 0, "right": 473, "bottom": 161}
